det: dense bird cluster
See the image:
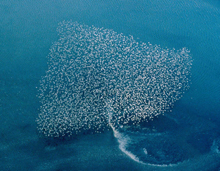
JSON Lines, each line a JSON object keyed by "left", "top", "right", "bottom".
{"left": 36, "top": 21, "right": 192, "bottom": 138}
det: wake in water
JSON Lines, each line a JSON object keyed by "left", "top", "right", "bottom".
{"left": 36, "top": 21, "right": 196, "bottom": 166}
{"left": 107, "top": 100, "right": 186, "bottom": 166}
{"left": 108, "top": 102, "right": 220, "bottom": 167}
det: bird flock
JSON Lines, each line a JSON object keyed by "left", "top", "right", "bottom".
{"left": 36, "top": 21, "right": 192, "bottom": 138}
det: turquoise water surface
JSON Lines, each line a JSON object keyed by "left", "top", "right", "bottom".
{"left": 1, "top": 0, "right": 220, "bottom": 170}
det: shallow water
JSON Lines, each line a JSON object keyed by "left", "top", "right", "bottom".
{"left": 1, "top": 0, "right": 220, "bottom": 170}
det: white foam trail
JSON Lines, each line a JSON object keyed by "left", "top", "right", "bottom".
{"left": 106, "top": 102, "right": 220, "bottom": 170}
{"left": 106, "top": 100, "right": 145, "bottom": 164}
{"left": 106, "top": 100, "right": 183, "bottom": 167}
{"left": 112, "top": 126, "right": 146, "bottom": 165}
{"left": 110, "top": 124, "right": 179, "bottom": 167}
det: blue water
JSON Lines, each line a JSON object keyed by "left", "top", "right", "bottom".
{"left": 1, "top": 0, "right": 220, "bottom": 170}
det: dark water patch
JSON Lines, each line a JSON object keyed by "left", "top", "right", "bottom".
{"left": 140, "top": 115, "right": 179, "bottom": 132}
{"left": 116, "top": 115, "right": 179, "bottom": 135}
{"left": 139, "top": 137, "right": 188, "bottom": 164}
{"left": 187, "top": 130, "right": 220, "bottom": 154}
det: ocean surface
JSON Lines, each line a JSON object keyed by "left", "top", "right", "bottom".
{"left": 1, "top": 0, "right": 220, "bottom": 170}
